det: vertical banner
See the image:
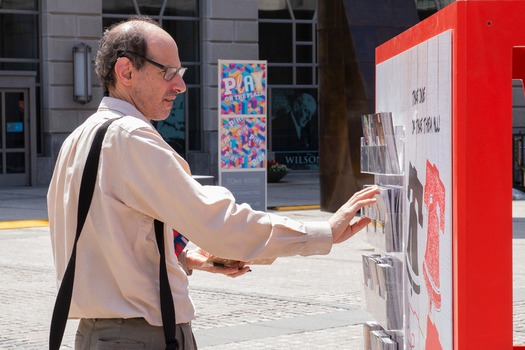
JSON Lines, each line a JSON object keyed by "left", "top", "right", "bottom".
{"left": 376, "top": 31, "right": 453, "bottom": 349}
{"left": 218, "top": 60, "right": 267, "bottom": 211}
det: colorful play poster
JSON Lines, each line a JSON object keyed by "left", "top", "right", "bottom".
{"left": 218, "top": 60, "right": 267, "bottom": 211}
{"left": 376, "top": 31, "right": 452, "bottom": 349}
{"left": 220, "top": 61, "right": 266, "bottom": 115}
{"left": 220, "top": 116, "right": 266, "bottom": 169}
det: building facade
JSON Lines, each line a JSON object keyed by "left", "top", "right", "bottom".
{"left": 0, "top": 0, "right": 523, "bottom": 189}
{"left": 0, "top": 0, "right": 321, "bottom": 186}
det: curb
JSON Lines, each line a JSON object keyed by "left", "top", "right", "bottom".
{"left": 0, "top": 219, "right": 49, "bottom": 230}
{"left": 0, "top": 205, "right": 323, "bottom": 230}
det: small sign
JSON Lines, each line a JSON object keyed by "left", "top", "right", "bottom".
{"left": 7, "top": 122, "right": 23, "bottom": 133}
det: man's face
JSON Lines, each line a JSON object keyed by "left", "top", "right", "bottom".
{"left": 294, "top": 94, "right": 316, "bottom": 127}
{"left": 131, "top": 27, "right": 187, "bottom": 121}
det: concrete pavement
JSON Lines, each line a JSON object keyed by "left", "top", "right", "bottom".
{"left": 1, "top": 172, "right": 524, "bottom": 349}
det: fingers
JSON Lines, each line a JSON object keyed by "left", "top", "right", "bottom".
{"left": 351, "top": 216, "right": 372, "bottom": 233}
{"left": 341, "top": 186, "right": 379, "bottom": 219}
{"left": 347, "top": 185, "right": 380, "bottom": 206}
{"left": 227, "top": 266, "right": 252, "bottom": 278}
{"left": 330, "top": 186, "right": 379, "bottom": 244}
{"left": 204, "top": 264, "right": 252, "bottom": 278}
{"left": 333, "top": 216, "right": 371, "bottom": 244}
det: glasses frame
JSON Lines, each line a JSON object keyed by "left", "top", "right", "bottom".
{"left": 118, "top": 50, "right": 187, "bottom": 80}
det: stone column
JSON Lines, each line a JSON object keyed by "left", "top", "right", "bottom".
{"left": 198, "top": 0, "right": 259, "bottom": 178}
{"left": 40, "top": 0, "right": 103, "bottom": 184}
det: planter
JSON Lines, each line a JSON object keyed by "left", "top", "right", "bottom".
{"left": 267, "top": 170, "right": 288, "bottom": 183}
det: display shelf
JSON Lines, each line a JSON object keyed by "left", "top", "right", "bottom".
{"left": 362, "top": 184, "right": 403, "bottom": 253}
{"left": 362, "top": 254, "right": 404, "bottom": 332}
{"left": 360, "top": 112, "right": 404, "bottom": 176}
{"left": 360, "top": 111, "right": 406, "bottom": 349}
{"left": 363, "top": 321, "right": 404, "bottom": 350}
{"left": 360, "top": 135, "right": 404, "bottom": 176}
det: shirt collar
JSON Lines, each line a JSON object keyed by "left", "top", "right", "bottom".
{"left": 98, "top": 97, "right": 150, "bottom": 124}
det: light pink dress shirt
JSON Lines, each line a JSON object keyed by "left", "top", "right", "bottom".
{"left": 48, "top": 97, "right": 332, "bottom": 326}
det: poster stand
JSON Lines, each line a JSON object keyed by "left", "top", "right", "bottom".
{"left": 217, "top": 60, "right": 268, "bottom": 212}
{"left": 360, "top": 1, "right": 525, "bottom": 349}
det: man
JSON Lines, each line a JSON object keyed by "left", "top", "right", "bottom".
{"left": 272, "top": 91, "right": 318, "bottom": 151}
{"left": 48, "top": 16, "right": 378, "bottom": 349}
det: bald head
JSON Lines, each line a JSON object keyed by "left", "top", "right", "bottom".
{"left": 95, "top": 16, "right": 163, "bottom": 94}
{"left": 293, "top": 93, "right": 317, "bottom": 127}
{"left": 94, "top": 16, "right": 186, "bottom": 121}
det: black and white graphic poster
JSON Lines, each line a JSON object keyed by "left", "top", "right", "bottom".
{"left": 376, "top": 30, "right": 453, "bottom": 350}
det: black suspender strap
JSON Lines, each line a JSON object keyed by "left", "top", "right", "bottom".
{"left": 49, "top": 117, "right": 120, "bottom": 349}
{"left": 49, "top": 117, "right": 178, "bottom": 350}
{"left": 154, "top": 219, "right": 179, "bottom": 350}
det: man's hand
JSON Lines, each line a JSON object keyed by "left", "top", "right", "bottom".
{"left": 329, "top": 185, "right": 379, "bottom": 244}
{"left": 185, "top": 248, "right": 251, "bottom": 278}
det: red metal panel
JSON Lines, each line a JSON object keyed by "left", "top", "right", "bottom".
{"left": 376, "top": 1, "right": 525, "bottom": 348}
{"left": 513, "top": 47, "right": 525, "bottom": 88}
{"left": 460, "top": 3, "right": 514, "bottom": 349}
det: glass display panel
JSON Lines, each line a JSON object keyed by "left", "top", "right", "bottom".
{"left": 102, "top": 17, "right": 122, "bottom": 30}
{"left": 136, "top": 0, "right": 163, "bottom": 15}
{"left": 0, "top": 62, "right": 39, "bottom": 72}
{"left": 267, "top": 66, "right": 293, "bottom": 85}
{"left": 0, "top": 0, "right": 38, "bottom": 10}
{"left": 102, "top": 0, "right": 137, "bottom": 14}
{"left": 164, "top": 0, "right": 198, "bottom": 17}
{"left": 5, "top": 92, "right": 25, "bottom": 149}
{"left": 163, "top": 20, "right": 200, "bottom": 63}
{"left": 0, "top": 94, "right": 3, "bottom": 147}
{"left": 187, "top": 87, "right": 201, "bottom": 151}
{"left": 290, "top": 0, "right": 316, "bottom": 19}
{"left": 270, "top": 87, "right": 319, "bottom": 170}
{"left": 296, "top": 45, "right": 313, "bottom": 63}
{"left": 6, "top": 152, "right": 24, "bottom": 174}
{"left": 154, "top": 93, "right": 186, "bottom": 156}
{"left": 35, "top": 86, "right": 42, "bottom": 154}
{"left": 296, "top": 23, "right": 313, "bottom": 41}
{"left": 259, "top": 23, "right": 293, "bottom": 63}
{"left": 178, "top": 64, "right": 199, "bottom": 86}
{"left": 296, "top": 66, "right": 313, "bottom": 85}
{"left": 0, "top": 14, "right": 39, "bottom": 59}
{"left": 271, "top": 88, "right": 318, "bottom": 151}
{"left": 258, "top": 1, "right": 291, "bottom": 20}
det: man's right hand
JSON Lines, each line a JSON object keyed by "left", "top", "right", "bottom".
{"left": 328, "top": 185, "right": 379, "bottom": 244}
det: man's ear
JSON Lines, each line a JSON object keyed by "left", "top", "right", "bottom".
{"left": 114, "top": 57, "right": 134, "bottom": 86}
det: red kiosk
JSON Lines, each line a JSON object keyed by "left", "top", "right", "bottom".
{"left": 374, "top": 1, "right": 525, "bottom": 348}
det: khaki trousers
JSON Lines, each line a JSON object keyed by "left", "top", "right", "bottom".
{"left": 75, "top": 318, "right": 198, "bottom": 350}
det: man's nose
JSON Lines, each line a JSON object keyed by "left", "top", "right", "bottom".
{"left": 172, "top": 76, "right": 186, "bottom": 94}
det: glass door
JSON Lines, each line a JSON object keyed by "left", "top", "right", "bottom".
{"left": 0, "top": 90, "right": 30, "bottom": 186}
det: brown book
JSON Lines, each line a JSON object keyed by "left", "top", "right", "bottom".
{"left": 206, "top": 256, "right": 276, "bottom": 268}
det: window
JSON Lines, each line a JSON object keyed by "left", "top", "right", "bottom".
{"left": 415, "top": 0, "right": 456, "bottom": 20}
{"left": 258, "top": 0, "right": 317, "bottom": 86}
{"left": 0, "top": 1, "right": 41, "bottom": 154}
{"left": 258, "top": 0, "right": 319, "bottom": 170}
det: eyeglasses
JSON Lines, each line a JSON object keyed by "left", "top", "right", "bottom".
{"left": 118, "top": 50, "right": 187, "bottom": 81}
